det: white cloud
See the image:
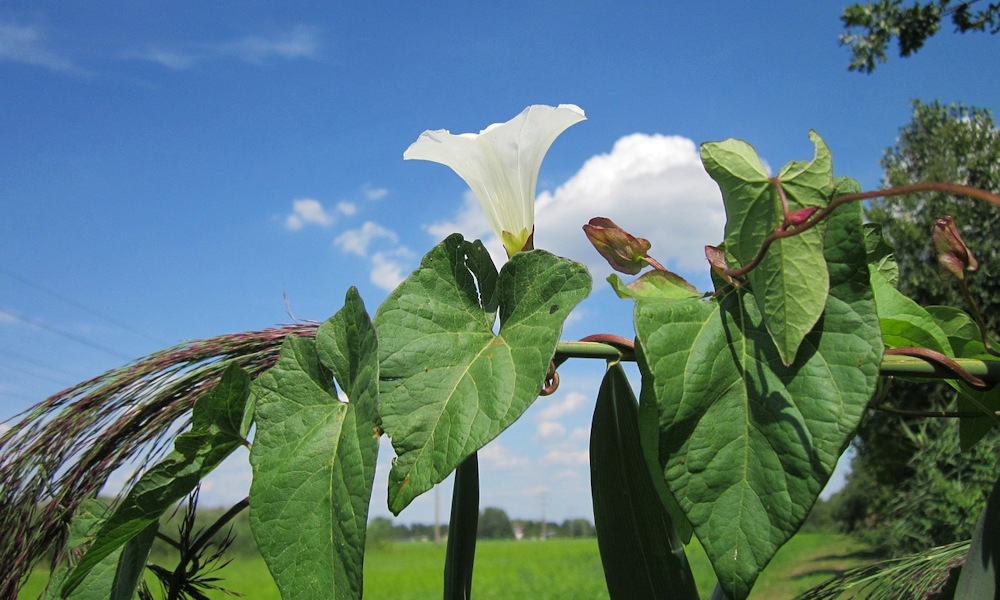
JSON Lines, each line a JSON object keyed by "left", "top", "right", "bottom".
{"left": 0, "top": 22, "right": 82, "bottom": 74}
{"left": 569, "top": 427, "right": 590, "bottom": 441}
{"left": 334, "top": 221, "right": 399, "bottom": 257}
{"left": 431, "top": 133, "right": 726, "bottom": 280}
{"left": 536, "top": 421, "right": 566, "bottom": 440}
{"left": 535, "top": 133, "right": 725, "bottom": 277}
{"left": 131, "top": 25, "right": 319, "bottom": 70}
{"left": 363, "top": 185, "right": 389, "bottom": 201}
{"left": 285, "top": 198, "right": 333, "bottom": 230}
{"left": 536, "top": 391, "right": 586, "bottom": 421}
{"left": 337, "top": 201, "right": 358, "bottom": 216}
{"left": 370, "top": 248, "right": 413, "bottom": 291}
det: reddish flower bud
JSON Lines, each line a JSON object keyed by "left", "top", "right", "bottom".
{"left": 933, "top": 216, "right": 978, "bottom": 280}
{"left": 583, "top": 217, "right": 652, "bottom": 275}
{"left": 785, "top": 206, "right": 820, "bottom": 229}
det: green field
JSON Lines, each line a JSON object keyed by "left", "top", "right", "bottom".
{"left": 20, "top": 534, "right": 875, "bottom": 599}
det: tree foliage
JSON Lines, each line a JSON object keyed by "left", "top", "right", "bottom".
{"left": 841, "top": 0, "right": 1000, "bottom": 72}
{"left": 836, "top": 99, "right": 1000, "bottom": 555}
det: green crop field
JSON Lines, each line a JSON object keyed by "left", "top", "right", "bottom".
{"left": 20, "top": 533, "right": 876, "bottom": 599}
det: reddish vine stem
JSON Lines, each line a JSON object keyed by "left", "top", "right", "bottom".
{"left": 724, "top": 181, "right": 1000, "bottom": 279}
{"left": 884, "top": 347, "right": 991, "bottom": 390}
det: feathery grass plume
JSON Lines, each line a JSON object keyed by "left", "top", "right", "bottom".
{"left": 795, "top": 540, "right": 967, "bottom": 599}
{"left": 0, "top": 323, "right": 317, "bottom": 597}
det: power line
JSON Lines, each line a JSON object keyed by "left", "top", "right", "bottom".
{"left": 0, "top": 307, "right": 135, "bottom": 362}
{"left": 0, "top": 361, "right": 74, "bottom": 387}
{"left": 0, "top": 348, "right": 92, "bottom": 381}
{"left": 0, "top": 266, "right": 167, "bottom": 345}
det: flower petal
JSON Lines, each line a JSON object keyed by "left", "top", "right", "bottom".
{"left": 404, "top": 104, "right": 585, "bottom": 255}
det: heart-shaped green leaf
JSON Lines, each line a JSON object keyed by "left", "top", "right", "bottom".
{"left": 374, "top": 234, "right": 591, "bottom": 513}
{"left": 249, "top": 288, "right": 380, "bottom": 600}
{"left": 701, "top": 132, "right": 833, "bottom": 366}
{"left": 636, "top": 200, "right": 881, "bottom": 599}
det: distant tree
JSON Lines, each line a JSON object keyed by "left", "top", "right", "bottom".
{"left": 837, "top": 99, "right": 1000, "bottom": 555}
{"left": 477, "top": 507, "right": 515, "bottom": 539}
{"left": 841, "top": 1, "right": 1000, "bottom": 72}
{"left": 868, "top": 99, "right": 1000, "bottom": 326}
{"left": 800, "top": 499, "right": 838, "bottom": 534}
{"left": 556, "top": 518, "right": 596, "bottom": 538}
{"left": 367, "top": 516, "right": 397, "bottom": 549}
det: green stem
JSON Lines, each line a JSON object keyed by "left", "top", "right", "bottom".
{"left": 444, "top": 452, "right": 479, "bottom": 600}
{"left": 554, "top": 341, "right": 1000, "bottom": 382}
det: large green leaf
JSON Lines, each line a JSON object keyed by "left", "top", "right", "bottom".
{"left": 249, "top": 287, "right": 380, "bottom": 600}
{"left": 49, "top": 500, "right": 156, "bottom": 600}
{"left": 591, "top": 363, "right": 699, "bottom": 600}
{"left": 701, "top": 132, "right": 833, "bottom": 365}
{"left": 374, "top": 234, "right": 591, "bottom": 513}
{"left": 636, "top": 200, "right": 881, "bottom": 599}
{"left": 62, "top": 364, "right": 251, "bottom": 596}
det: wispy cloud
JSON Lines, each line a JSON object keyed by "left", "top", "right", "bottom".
{"left": 0, "top": 22, "right": 83, "bottom": 74}
{"left": 536, "top": 421, "right": 567, "bottom": 440}
{"left": 220, "top": 25, "right": 318, "bottom": 64}
{"left": 479, "top": 442, "right": 531, "bottom": 470}
{"left": 363, "top": 184, "right": 389, "bottom": 201}
{"left": 130, "top": 25, "right": 320, "bottom": 70}
{"left": 285, "top": 198, "right": 334, "bottom": 230}
{"left": 336, "top": 201, "right": 358, "bottom": 216}
{"left": 535, "top": 391, "right": 586, "bottom": 421}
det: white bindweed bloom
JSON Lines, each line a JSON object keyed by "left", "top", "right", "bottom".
{"left": 404, "top": 104, "right": 586, "bottom": 257}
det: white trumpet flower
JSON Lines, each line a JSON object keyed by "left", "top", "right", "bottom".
{"left": 404, "top": 104, "right": 586, "bottom": 257}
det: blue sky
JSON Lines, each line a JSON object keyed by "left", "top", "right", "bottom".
{"left": 1, "top": 2, "right": 998, "bottom": 525}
